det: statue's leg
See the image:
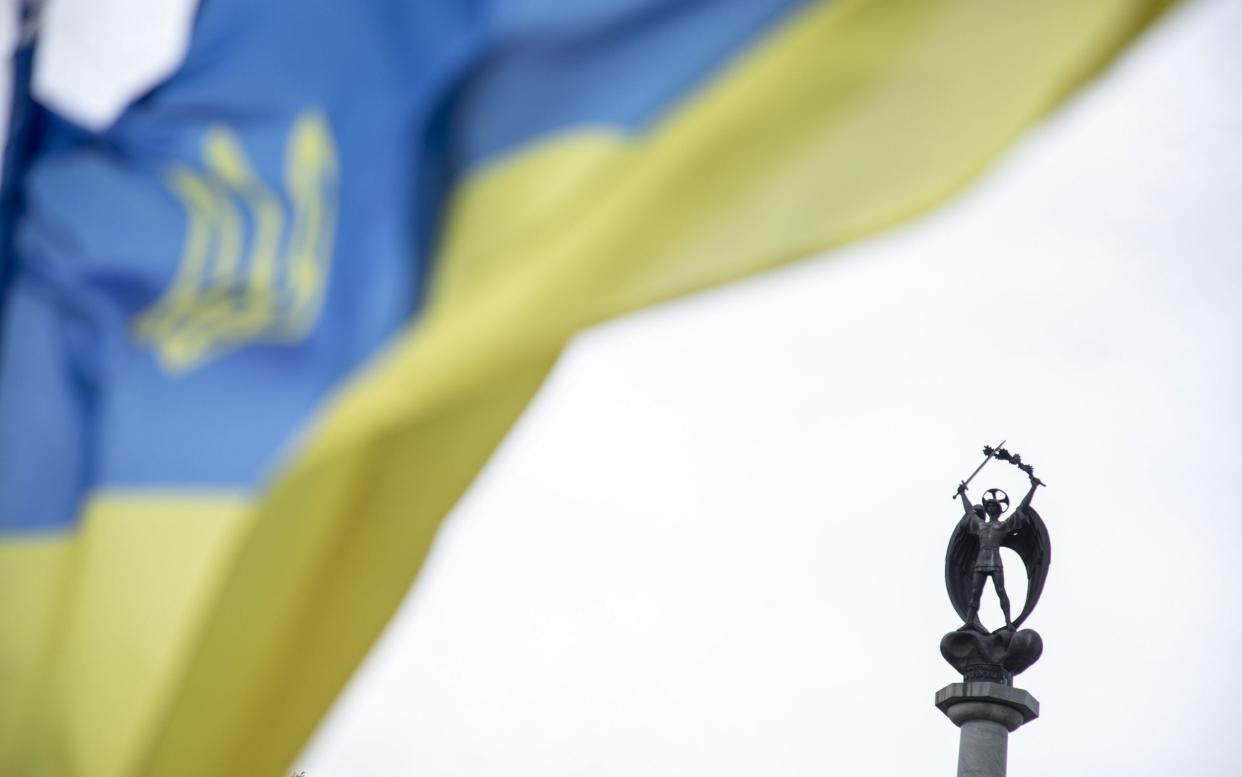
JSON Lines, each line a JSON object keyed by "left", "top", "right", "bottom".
{"left": 992, "top": 569, "right": 1012, "bottom": 626}
{"left": 967, "top": 572, "right": 987, "bottom": 625}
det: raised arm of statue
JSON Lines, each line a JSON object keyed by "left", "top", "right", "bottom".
{"left": 957, "top": 482, "right": 973, "bottom": 516}
{"left": 1017, "top": 476, "right": 1040, "bottom": 512}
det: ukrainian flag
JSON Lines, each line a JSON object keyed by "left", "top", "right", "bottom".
{"left": 0, "top": 1, "right": 1169, "bottom": 775}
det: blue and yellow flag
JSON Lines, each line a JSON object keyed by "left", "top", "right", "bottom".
{"left": 0, "top": 1, "right": 1168, "bottom": 775}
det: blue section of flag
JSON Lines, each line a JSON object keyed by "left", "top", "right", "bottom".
{"left": 0, "top": 0, "right": 479, "bottom": 532}
{"left": 0, "top": 0, "right": 804, "bottom": 533}
{"left": 452, "top": 0, "right": 805, "bottom": 168}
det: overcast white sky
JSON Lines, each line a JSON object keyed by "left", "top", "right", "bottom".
{"left": 300, "top": 1, "right": 1242, "bottom": 774}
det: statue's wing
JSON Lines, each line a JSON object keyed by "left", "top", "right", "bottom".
{"left": 1001, "top": 505, "right": 1051, "bottom": 627}
{"left": 944, "top": 514, "right": 978, "bottom": 623}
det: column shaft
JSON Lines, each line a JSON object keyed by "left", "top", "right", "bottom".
{"left": 956, "top": 719, "right": 1008, "bottom": 777}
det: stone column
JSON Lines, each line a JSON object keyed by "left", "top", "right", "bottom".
{"left": 935, "top": 682, "right": 1038, "bottom": 777}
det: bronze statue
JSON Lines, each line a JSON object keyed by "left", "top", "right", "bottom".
{"left": 945, "top": 445, "right": 1050, "bottom": 634}
{"left": 936, "top": 446, "right": 1050, "bottom": 768}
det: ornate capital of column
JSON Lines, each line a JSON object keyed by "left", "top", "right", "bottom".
{"left": 935, "top": 681, "right": 1039, "bottom": 732}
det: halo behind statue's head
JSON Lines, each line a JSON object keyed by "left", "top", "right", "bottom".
{"left": 981, "top": 488, "right": 1010, "bottom": 518}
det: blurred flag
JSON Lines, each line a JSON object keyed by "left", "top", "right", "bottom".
{"left": 0, "top": 0, "right": 1170, "bottom": 775}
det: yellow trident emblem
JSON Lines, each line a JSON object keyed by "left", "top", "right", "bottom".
{"left": 135, "top": 110, "right": 338, "bottom": 373}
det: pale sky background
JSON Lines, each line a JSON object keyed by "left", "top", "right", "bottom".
{"left": 301, "top": 1, "right": 1242, "bottom": 774}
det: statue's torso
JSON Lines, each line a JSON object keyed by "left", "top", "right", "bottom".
{"left": 971, "top": 515, "right": 1009, "bottom": 571}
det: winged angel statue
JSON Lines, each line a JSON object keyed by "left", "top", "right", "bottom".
{"left": 945, "top": 445, "right": 1051, "bottom": 633}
